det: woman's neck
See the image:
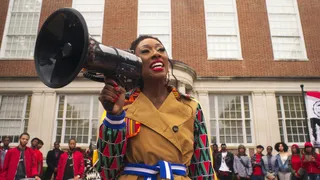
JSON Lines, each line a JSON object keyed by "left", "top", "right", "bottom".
{"left": 142, "top": 80, "right": 169, "bottom": 108}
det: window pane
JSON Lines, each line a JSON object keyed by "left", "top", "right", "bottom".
{"left": 55, "top": 95, "right": 99, "bottom": 144}
{"left": 0, "top": 95, "right": 31, "bottom": 143}
{"left": 4, "top": 0, "right": 42, "bottom": 58}
{"left": 209, "top": 94, "right": 252, "bottom": 144}
{"left": 138, "top": 0, "right": 171, "bottom": 57}
{"left": 266, "top": 0, "right": 306, "bottom": 59}
{"left": 205, "top": 0, "right": 241, "bottom": 59}
{"left": 276, "top": 95, "right": 309, "bottom": 143}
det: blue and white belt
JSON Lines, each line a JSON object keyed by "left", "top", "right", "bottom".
{"left": 123, "top": 160, "right": 187, "bottom": 180}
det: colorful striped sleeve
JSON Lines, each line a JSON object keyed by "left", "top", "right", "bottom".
{"left": 188, "top": 103, "right": 216, "bottom": 180}
{"left": 95, "top": 112, "right": 127, "bottom": 180}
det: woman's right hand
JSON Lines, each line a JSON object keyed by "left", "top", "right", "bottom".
{"left": 99, "top": 78, "right": 126, "bottom": 115}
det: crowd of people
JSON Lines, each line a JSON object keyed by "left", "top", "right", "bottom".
{"left": 212, "top": 142, "right": 320, "bottom": 180}
{"left": 0, "top": 133, "right": 92, "bottom": 180}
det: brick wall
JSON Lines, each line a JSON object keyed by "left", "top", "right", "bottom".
{"left": 0, "top": 0, "right": 319, "bottom": 77}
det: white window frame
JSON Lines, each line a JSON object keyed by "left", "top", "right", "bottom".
{"left": 137, "top": 0, "right": 172, "bottom": 57}
{"left": 209, "top": 94, "right": 254, "bottom": 147}
{"left": 0, "top": 0, "right": 42, "bottom": 60}
{"left": 277, "top": 94, "right": 309, "bottom": 146}
{"left": 53, "top": 94, "right": 99, "bottom": 147}
{"left": 204, "top": 0, "right": 243, "bottom": 60}
{"left": 266, "top": 0, "right": 308, "bottom": 61}
{"left": 0, "top": 94, "right": 31, "bottom": 145}
{"left": 72, "top": 0, "right": 105, "bottom": 42}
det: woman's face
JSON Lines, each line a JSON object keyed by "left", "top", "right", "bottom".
{"left": 292, "top": 147, "right": 297, "bottom": 154}
{"left": 279, "top": 144, "right": 284, "bottom": 152}
{"left": 239, "top": 148, "right": 245, "bottom": 154}
{"left": 135, "top": 38, "right": 169, "bottom": 82}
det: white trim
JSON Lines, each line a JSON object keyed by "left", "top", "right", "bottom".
{"left": 248, "top": 95, "right": 255, "bottom": 144}
{"left": 52, "top": 94, "right": 60, "bottom": 144}
{"left": 20, "top": 95, "right": 28, "bottom": 133}
{"left": 88, "top": 94, "right": 93, "bottom": 143}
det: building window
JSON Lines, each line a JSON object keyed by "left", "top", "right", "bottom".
{"left": 138, "top": 0, "right": 171, "bottom": 57}
{"left": 266, "top": 0, "right": 307, "bottom": 60}
{"left": 72, "top": 0, "right": 105, "bottom": 42}
{"left": 209, "top": 95, "right": 253, "bottom": 144}
{"left": 55, "top": 95, "right": 99, "bottom": 145}
{"left": 276, "top": 95, "right": 308, "bottom": 143}
{"left": 0, "top": 0, "right": 42, "bottom": 58}
{"left": 0, "top": 95, "right": 31, "bottom": 143}
{"left": 204, "top": 0, "right": 242, "bottom": 59}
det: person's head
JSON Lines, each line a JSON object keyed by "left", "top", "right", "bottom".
{"left": 238, "top": 144, "right": 246, "bottom": 155}
{"left": 31, "top": 137, "right": 39, "bottom": 148}
{"left": 266, "top": 146, "right": 273, "bottom": 154}
{"left": 19, "top": 132, "right": 30, "bottom": 147}
{"left": 213, "top": 143, "right": 218, "bottom": 151}
{"left": 2, "top": 136, "right": 10, "bottom": 147}
{"left": 275, "top": 142, "right": 288, "bottom": 152}
{"left": 221, "top": 143, "right": 227, "bottom": 151}
{"left": 129, "top": 35, "right": 170, "bottom": 88}
{"left": 291, "top": 144, "right": 300, "bottom": 154}
{"left": 68, "top": 138, "right": 77, "bottom": 151}
{"left": 256, "top": 145, "right": 264, "bottom": 154}
{"left": 53, "top": 141, "right": 60, "bottom": 150}
{"left": 304, "top": 142, "right": 314, "bottom": 154}
{"left": 37, "top": 139, "right": 43, "bottom": 150}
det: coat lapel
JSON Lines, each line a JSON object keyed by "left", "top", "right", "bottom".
{"left": 124, "top": 91, "right": 193, "bottom": 153}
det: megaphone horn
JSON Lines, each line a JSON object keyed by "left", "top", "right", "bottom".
{"left": 34, "top": 8, "right": 142, "bottom": 111}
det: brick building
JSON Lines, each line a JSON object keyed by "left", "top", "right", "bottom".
{"left": 0, "top": 0, "right": 320, "bottom": 157}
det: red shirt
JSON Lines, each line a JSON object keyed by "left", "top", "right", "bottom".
{"left": 253, "top": 153, "right": 263, "bottom": 176}
{"left": 302, "top": 153, "right": 320, "bottom": 174}
{"left": 291, "top": 154, "right": 302, "bottom": 173}
{"left": 33, "top": 149, "right": 43, "bottom": 175}
{"left": 0, "top": 147, "right": 38, "bottom": 180}
{"left": 56, "top": 150, "right": 85, "bottom": 180}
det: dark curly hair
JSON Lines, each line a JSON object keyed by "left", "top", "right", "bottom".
{"left": 128, "top": 35, "right": 178, "bottom": 89}
{"left": 275, "top": 142, "right": 289, "bottom": 152}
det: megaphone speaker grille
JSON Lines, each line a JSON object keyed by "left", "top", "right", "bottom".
{"left": 34, "top": 8, "right": 89, "bottom": 88}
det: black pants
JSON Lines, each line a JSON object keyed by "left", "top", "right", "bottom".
{"left": 311, "top": 118, "right": 320, "bottom": 142}
{"left": 218, "top": 171, "right": 233, "bottom": 180}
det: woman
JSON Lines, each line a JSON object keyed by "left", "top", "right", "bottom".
{"left": 275, "top": 142, "right": 291, "bottom": 180}
{"left": 302, "top": 142, "right": 320, "bottom": 180}
{"left": 96, "top": 35, "right": 215, "bottom": 179}
{"left": 233, "top": 145, "right": 252, "bottom": 180}
{"left": 288, "top": 144, "right": 304, "bottom": 180}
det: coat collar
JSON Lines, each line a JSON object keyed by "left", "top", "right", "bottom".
{"left": 124, "top": 86, "right": 194, "bottom": 153}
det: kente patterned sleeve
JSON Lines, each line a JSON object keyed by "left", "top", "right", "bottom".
{"left": 96, "top": 111, "right": 127, "bottom": 180}
{"left": 188, "top": 103, "right": 215, "bottom": 180}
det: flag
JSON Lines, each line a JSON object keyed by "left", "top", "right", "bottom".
{"left": 306, "top": 92, "right": 320, "bottom": 147}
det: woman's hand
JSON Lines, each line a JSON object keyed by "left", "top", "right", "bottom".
{"left": 99, "top": 78, "right": 126, "bottom": 115}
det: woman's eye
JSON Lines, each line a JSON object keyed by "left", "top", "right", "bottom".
{"left": 158, "top": 48, "right": 166, "bottom": 52}
{"left": 141, "top": 49, "right": 149, "bottom": 54}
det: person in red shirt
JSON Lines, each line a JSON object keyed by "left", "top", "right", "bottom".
{"left": 251, "top": 145, "right": 265, "bottom": 180}
{"left": 0, "top": 132, "right": 40, "bottom": 180}
{"left": 31, "top": 137, "right": 43, "bottom": 176}
{"left": 302, "top": 142, "right": 320, "bottom": 180}
{"left": 56, "top": 138, "right": 84, "bottom": 180}
{"left": 288, "top": 144, "right": 304, "bottom": 180}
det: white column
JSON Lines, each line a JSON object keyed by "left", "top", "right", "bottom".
{"left": 27, "top": 90, "right": 57, "bottom": 157}
{"left": 265, "top": 91, "right": 281, "bottom": 145}
{"left": 28, "top": 91, "right": 45, "bottom": 141}
{"left": 197, "top": 91, "right": 211, "bottom": 138}
{"left": 39, "top": 91, "right": 57, "bottom": 155}
{"left": 251, "top": 91, "right": 269, "bottom": 146}
{"left": 178, "top": 82, "right": 186, "bottom": 94}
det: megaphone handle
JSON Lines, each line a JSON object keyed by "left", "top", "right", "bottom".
{"left": 103, "top": 101, "right": 115, "bottom": 112}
